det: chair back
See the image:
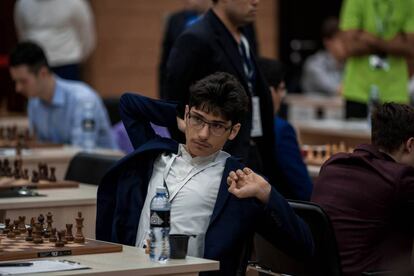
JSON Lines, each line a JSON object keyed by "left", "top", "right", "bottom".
{"left": 65, "top": 152, "right": 121, "bottom": 185}
{"left": 254, "top": 200, "right": 342, "bottom": 276}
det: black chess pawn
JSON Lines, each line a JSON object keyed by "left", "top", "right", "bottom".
{"left": 55, "top": 230, "right": 65, "bottom": 247}
{"left": 37, "top": 214, "right": 45, "bottom": 235}
{"left": 18, "top": 216, "right": 26, "bottom": 233}
{"left": 13, "top": 220, "right": 20, "bottom": 235}
{"left": 33, "top": 223, "right": 43, "bottom": 244}
{"left": 74, "top": 212, "right": 85, "bottom": 243}
{"left": 3, "top": 218, "right": 10, "bottom": 234}
{"left": 49, "top": 228, "right": 57, "bottom": 242}
{"left": 31, "top": 170, "right": 39, "bottom": 183}
{"left": 49, "top": 167, "right": 57, "bottom": 182}
{"left": 65, "top": 224, "right": 74, "bottom": 242}
{"left": 25, "top": 226, "right": 33, "bottom": 242}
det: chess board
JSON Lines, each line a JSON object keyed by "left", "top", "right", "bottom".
{"left": 0, "top": 234, "right": 123, "bottom": 261}
{"left": 302, "top": 142, "right": 354, "bottom": 166}
{"left": 0, "top": 178, "right": 79, "bottom": 189}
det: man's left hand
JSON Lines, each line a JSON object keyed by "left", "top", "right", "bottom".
{"left": 227, "top": 167, "right": 271, "bottom": 204}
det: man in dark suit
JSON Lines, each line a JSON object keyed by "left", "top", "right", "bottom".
{"left": 97, "top": 72, "right": 313, "bottom": 276}
{"left": 165, "top": 0, "right": 280, "bottom": 194}
{"left": 312, "top": 103, "right": 414, "bottom": 275}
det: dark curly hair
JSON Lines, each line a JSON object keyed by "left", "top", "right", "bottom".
{"left": 188, "top": 72, "right": 249, "bottom": 124}
{"left": 371, "top": 102, "right": 414, "bottom": 152}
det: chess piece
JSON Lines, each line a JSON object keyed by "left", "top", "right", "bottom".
{"left": 13, "top": 220, "right": 20, "bottom": 235}
{"left": 18, "top": 216, "right": 26, "bottom": 233}
{"left": 74, "top": 212, "right": 85, "bottom": 243}
{"left": 33, "top": 223, "right": 43, "bottom": 244}
{"left": 49, "top": 167, "right": 57, "bottom": 182}
{"left": 3, "top": 218, "right": 10, "bottom": 234}
{"left": 44, "top": 212, "right": 53, "bottom": 238}
{"left": 49, "top": 228, "right": 57, "bottom": 242}
{"left": 30, "top": 217, "right": 36, "bottom": 228}
{"left": 61, "top": 230, "right": 68, "bottom": 244}
{"left": 31, "top": 170, "right": 39, "bottom": 183}
{"left": 7, "top": 225, "right": 15, "bottom": 238}
{"left": 23, "top": 169, "right": 29, "bottom": 180}
{"left": 55, "top": 231, "right": 65, "bottom": 247}
{"left": 25, "top": 226, "right": 33, "bottom": 241}
{"left": 38, "top": 214, "right": 45, "bottom": 233}
{"left": 65, "top": 224, "right": 74, "bottom": 242}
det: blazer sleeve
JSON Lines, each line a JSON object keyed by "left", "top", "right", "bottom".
{"left": 256, "top": 187, "right": 315, "bottom": 259}
{"left": 276, "top": 121, "right": 313, "bottom": 200}
{"left": 119, "top": 93, "right": 179, "bottom": 149}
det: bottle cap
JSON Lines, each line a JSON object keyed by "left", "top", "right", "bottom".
{"left": 156, "top": 186, "right": 167, "bottom": 194}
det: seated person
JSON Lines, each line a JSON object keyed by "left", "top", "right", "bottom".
{"left": 312, "top": 103, "right": 414, "bottom": 275}
{"left": 258, "top": 57, "right": 313, "bottom": 200}
{"left": 9, "top": 42, "right": 117, "bottom": 149}
{"left": 301, "top": 17, "right": 345, "bottom": 96}
{"left": 96, "top": 72, "right": 314, "bottom": 275}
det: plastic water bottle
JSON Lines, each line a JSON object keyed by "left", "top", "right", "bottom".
{"left": 149, "top": 186, "right": 170, "bottom": 263}
{"left": 367, "top": 85, "right": 380, "bottom": 127}
{"left": 80, "top": 100, "right": 97, "bottom": 151}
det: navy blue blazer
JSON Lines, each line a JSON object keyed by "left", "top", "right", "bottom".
{"left": 165, "top": 10, "right": 281, "bottom": 194}
{"left": 96, "top": 93, "right": 314, "bottom": 276}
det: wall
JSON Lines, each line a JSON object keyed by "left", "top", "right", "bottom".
{"left": 83, "top": 0, "right": 278, "bottom": 99}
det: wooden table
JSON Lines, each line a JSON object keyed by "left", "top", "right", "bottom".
{"left": 0, "top": 115, "right": 28, "bottom": 129}
{"left": 0, "top": 146, "right": 124, "bottom": 180}
{"left": 16, "top": 245, "right": 219, "bottom": 276}
{"left": 0, "top": 184, "right": 97, "bottom": 239}
{"left": 293, "top": 119, "right": 371, "bottom": 147}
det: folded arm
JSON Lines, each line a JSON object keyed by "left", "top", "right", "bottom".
{"left": 119, "top": 93, "right": 179, "bottom": 149}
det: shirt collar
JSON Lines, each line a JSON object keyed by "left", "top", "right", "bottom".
{"left": 49, "top": 76, "right": 66, "bottom": 107}
{"left": 178, "top": 144, "right": 220, "bottom": 167}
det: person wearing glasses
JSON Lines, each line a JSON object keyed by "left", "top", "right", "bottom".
{"left": 96, "top": 72, "right": 313, "bottom": 276}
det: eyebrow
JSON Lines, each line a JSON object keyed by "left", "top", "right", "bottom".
{"left": 190, "top": 111, "right": 229, "bottom": 125}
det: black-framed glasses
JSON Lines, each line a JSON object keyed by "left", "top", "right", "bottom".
{"left": 187, "top": 113, "right": 232, "bottom": 137}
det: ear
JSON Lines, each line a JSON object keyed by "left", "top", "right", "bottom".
{"left": 37, "top": 66, "right": 49, "bottom": 78}
{"left": 406, "top": 137, "right": 414, "bottom": 153}
{"left": 228, "top": 123, "right": 241, "bottom": 141}
{"left": 184, "top": 105, "right": 190, "bottom": 119}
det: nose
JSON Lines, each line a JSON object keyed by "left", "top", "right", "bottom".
{"left": 197, "top": 124, "right": 210, "bottom": 139}
{"left": 15, "top": 83, "right": 22, "bottom": 93}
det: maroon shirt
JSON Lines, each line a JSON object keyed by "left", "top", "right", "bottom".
{"left": 312, "top": 144, "right": 414, "bottom": 276}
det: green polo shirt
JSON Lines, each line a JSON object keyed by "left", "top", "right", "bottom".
{"left": 340, "top": 0, "right": 414, "bottom": 104}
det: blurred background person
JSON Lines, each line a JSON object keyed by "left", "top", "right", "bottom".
{"left": 14, "top": 0, "right": 96, "bottom": 81}
{"left": 9, "top": 42, "right": 116, "bottom": 149}
{"left": 158, "top": 0, "right": 211, "bottom": 99}
{"left": 301, "top": 17, "right": 345, "bottom": 97}
{"left": 259, "top": 57, "right": 312, "bottom": 200}
{"left": 339, "top": 0, "right": 414, "bottom": 119}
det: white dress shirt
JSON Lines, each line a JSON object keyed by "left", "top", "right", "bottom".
{"left": 136, "top": 144, "right": 229, "bottom": 257}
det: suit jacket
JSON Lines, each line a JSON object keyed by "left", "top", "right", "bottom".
{"left": 97, "top": 93, "right": 314, "bottom": 276}
{"left": 274, "top": 117, "right": 313, "bottom": 200}
{"left": 165, "top": 10, "right": 280, "bottom": 192}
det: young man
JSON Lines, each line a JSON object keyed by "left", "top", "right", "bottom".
{"left": 9, "top": 42, "right": 116, "bottom": 149}
{"left": 312, "top": 103, "right": 414, "bottom": 275}
{"left": 258, "top": 57, "right": 313, "bottom": 200}
{"left": 165, "top": 0, "right": 280, "bottom": 196}
{"left": 97, "top": 72, "right": 313, "bottom": 275}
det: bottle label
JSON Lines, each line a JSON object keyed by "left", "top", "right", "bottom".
{"left": 82, "top": 119, "right": 95, "bottom": 132}
{"left": 150, "top": 210, "right": 170, "bottom": 227}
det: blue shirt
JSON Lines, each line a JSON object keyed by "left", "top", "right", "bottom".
{"left": 28, "top": 76, "right": 117, "bottom": 149}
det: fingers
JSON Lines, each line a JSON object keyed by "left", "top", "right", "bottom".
{"left": 243, "top": 167, "right": 253, "bottom": 175}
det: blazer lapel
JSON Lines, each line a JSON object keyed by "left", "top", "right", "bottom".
{"left": 206, "top": 11, "right": 249, "bottom": 87}
{"left": 209, "top": 157, "right": 240, "bottom": 225}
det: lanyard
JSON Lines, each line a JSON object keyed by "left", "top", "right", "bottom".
{"left": 162, "top": 153, "right": 223, "bottom": 202}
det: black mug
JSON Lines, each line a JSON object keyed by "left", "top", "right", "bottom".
{"left": 169, "top": 234, "right": 190, "bottom": 259}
